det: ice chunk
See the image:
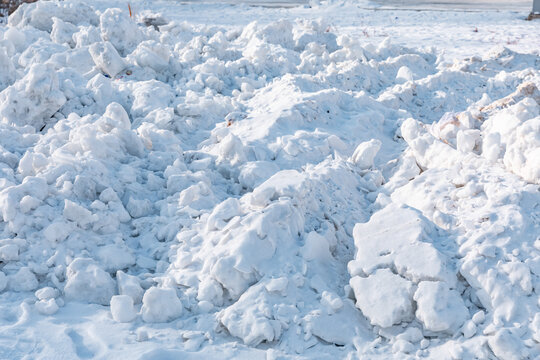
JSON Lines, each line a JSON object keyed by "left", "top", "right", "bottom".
{"left": 413, "top": 281, "right": 468, "bottom": 333}
{"left": 141, "top": 287, "right": 183, "bottom": 323}
{"left": 350, "top": 269, "right": 414, "bottom": 328}
{"left": 64, "top": 258, "right": 116, "bottom": 305}
{"left": 110, "top": 295, "right": 137, "bottom": 323}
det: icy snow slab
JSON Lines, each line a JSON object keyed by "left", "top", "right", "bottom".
{"left": 348, "top": 204, "right": 457, "bottom": 286}
{"left": 348, "top": 204, "right": 469, "bottom": 334}
{"left": 350, "top": 268, "right": 414, "bottom": 328}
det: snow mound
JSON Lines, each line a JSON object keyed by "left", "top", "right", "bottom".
{"left": 0, "top": 1, "right": 538, "bottom": 359}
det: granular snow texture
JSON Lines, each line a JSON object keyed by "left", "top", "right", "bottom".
{"left": 0, "top": 0, "right": 539, "bottom": 359}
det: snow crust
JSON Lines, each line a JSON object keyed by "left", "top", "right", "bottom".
{"left": 0, "top": 0, "right": 538, "bottom": 359}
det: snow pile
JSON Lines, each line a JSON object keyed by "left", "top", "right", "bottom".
{"left": 0, "top": 1, "right": 538, "bottom": 359}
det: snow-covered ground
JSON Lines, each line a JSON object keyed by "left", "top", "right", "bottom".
{"left": 0, "top": 0, "right": 539, "bottom": 359}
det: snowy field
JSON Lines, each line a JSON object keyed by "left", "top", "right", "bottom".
{"left": 0, "top": 0, "right": 539, "bottom": 359}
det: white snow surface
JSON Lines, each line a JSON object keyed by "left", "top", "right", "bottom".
{"left": 0, "top": 0, "right": 539, "bottom": 359}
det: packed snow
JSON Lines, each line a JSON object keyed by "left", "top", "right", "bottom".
{"left": 0, "top": 0, "right": 539, "bottom": 359}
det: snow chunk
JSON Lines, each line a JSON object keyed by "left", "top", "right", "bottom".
{"left": 307, "top": 300, "right": 371, "bottom": 346}
{"left": 89, "top": 41, "right": 126, "bottom": 78}
{"left": 350, "top": 269, "right": 414, "bottom": 328}
{"left": 250, "top": 170, "right": 305, "bottom": 207}
{"left": 0, "top": 47, "right": 16, "bottom": 91}
{"left": 349, "top": 204, "right": 456, "bottom": 286}
{"left": 110, "top": 295, "right": 137, "bottom": 323}
{"left": 0, "top": 244, "right": 19, "bottom": 261}
{"left": 35, "top": 287, "right": 59, "bottom": 300}
{"left": 264, "top": 277, "right": 288, "bottom": 295}
{"left": 117, "top": 270, "right": 144, "bottom": 304}
{"left": 19, "top": 195, "right": 41, "bottom": 214}
{"left": 0, "top": 63, "right": 66, "bottom": 128}
{"left": 35, "top": 298, "right": 59, "bottom": 315}
{"left": 64, "top": 258, "right": 116, "bottom": 305}
{"left": 219, "top": 284, "right": 283, "bottom": 346}
{"left": 205, "top": 198, "right": 242, "bottom": 232}
{"left": 488, "top": 329, "right": 526, "bottom": 360}
{"left": 99, "top": 8, "right": 141, "bottom": 55}
{"left": 141, "top": 287, "right": 183, "bottom": 323}
{"left": 9, "top": 267, "right": 38, "bottom": 292}
{"left": 102, "top": 102, "right": 131, "bottom": 130}
{"left": 351, "top": 139, "right": 382, "bottom": 169}
{"left": 44, "top": 221, "right": 74, "bottom": 244}
{"left": 63, "top": 200, "right": 95, "bottom": 228}
{"left": 238, "top": 161, "right": 280, "bottom": 190}
{"left": 51, "top": 17, "right": 77, "bottom": 47}
{"left": 130, "top": 40, "right": 171, "bottom": 72}
{"left": 396, "top": 66, "right": 414, "bottom": 84}
{"left": 126, "top": 198, "right": 153, "bottom": 218}
{"left": 131, "top": 80, "right": 173, "bottom": 118}
{"left": 414, "top": 281, "right": 468, "bottom": 333}
{"left": 0, "top": 272, "right": 6, "bottom": 292}
{"left": 197, "top": 278, "right": 224, "bottom": 306}
{"left": 301, "top": 231, "right": 331, "bottom": 262}
{"left": 97, "top": 244, "right": 136, "bottom": 272}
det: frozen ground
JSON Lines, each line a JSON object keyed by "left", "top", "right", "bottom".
{"left": 0, "top": 0, "right": 539, "bottom": 359}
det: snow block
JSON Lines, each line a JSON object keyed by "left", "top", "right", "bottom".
{"left": 350, "top": 269, "right": 414, "bottom": 328}
{"left": 348, "top": 204, "right": 456, "bottom": 287}
{"left": 64, "top": 258, "right": 116, "bottom": 305}
{"left": 141, "top": 287, "right": 183, "bottom": 323}
{"left": 414, "top": 281, "right": 468, "bottom": 333}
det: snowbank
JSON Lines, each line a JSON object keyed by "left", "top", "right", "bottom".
{"left": 0, "top": 1, "right": 538, "bottom": 359}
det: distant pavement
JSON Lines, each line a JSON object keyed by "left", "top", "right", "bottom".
{"left": 178, "top": 0, "right": 533, "bottom": 11}
{"left": 368, "top": 0, "right": 532, "bottom": 11}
